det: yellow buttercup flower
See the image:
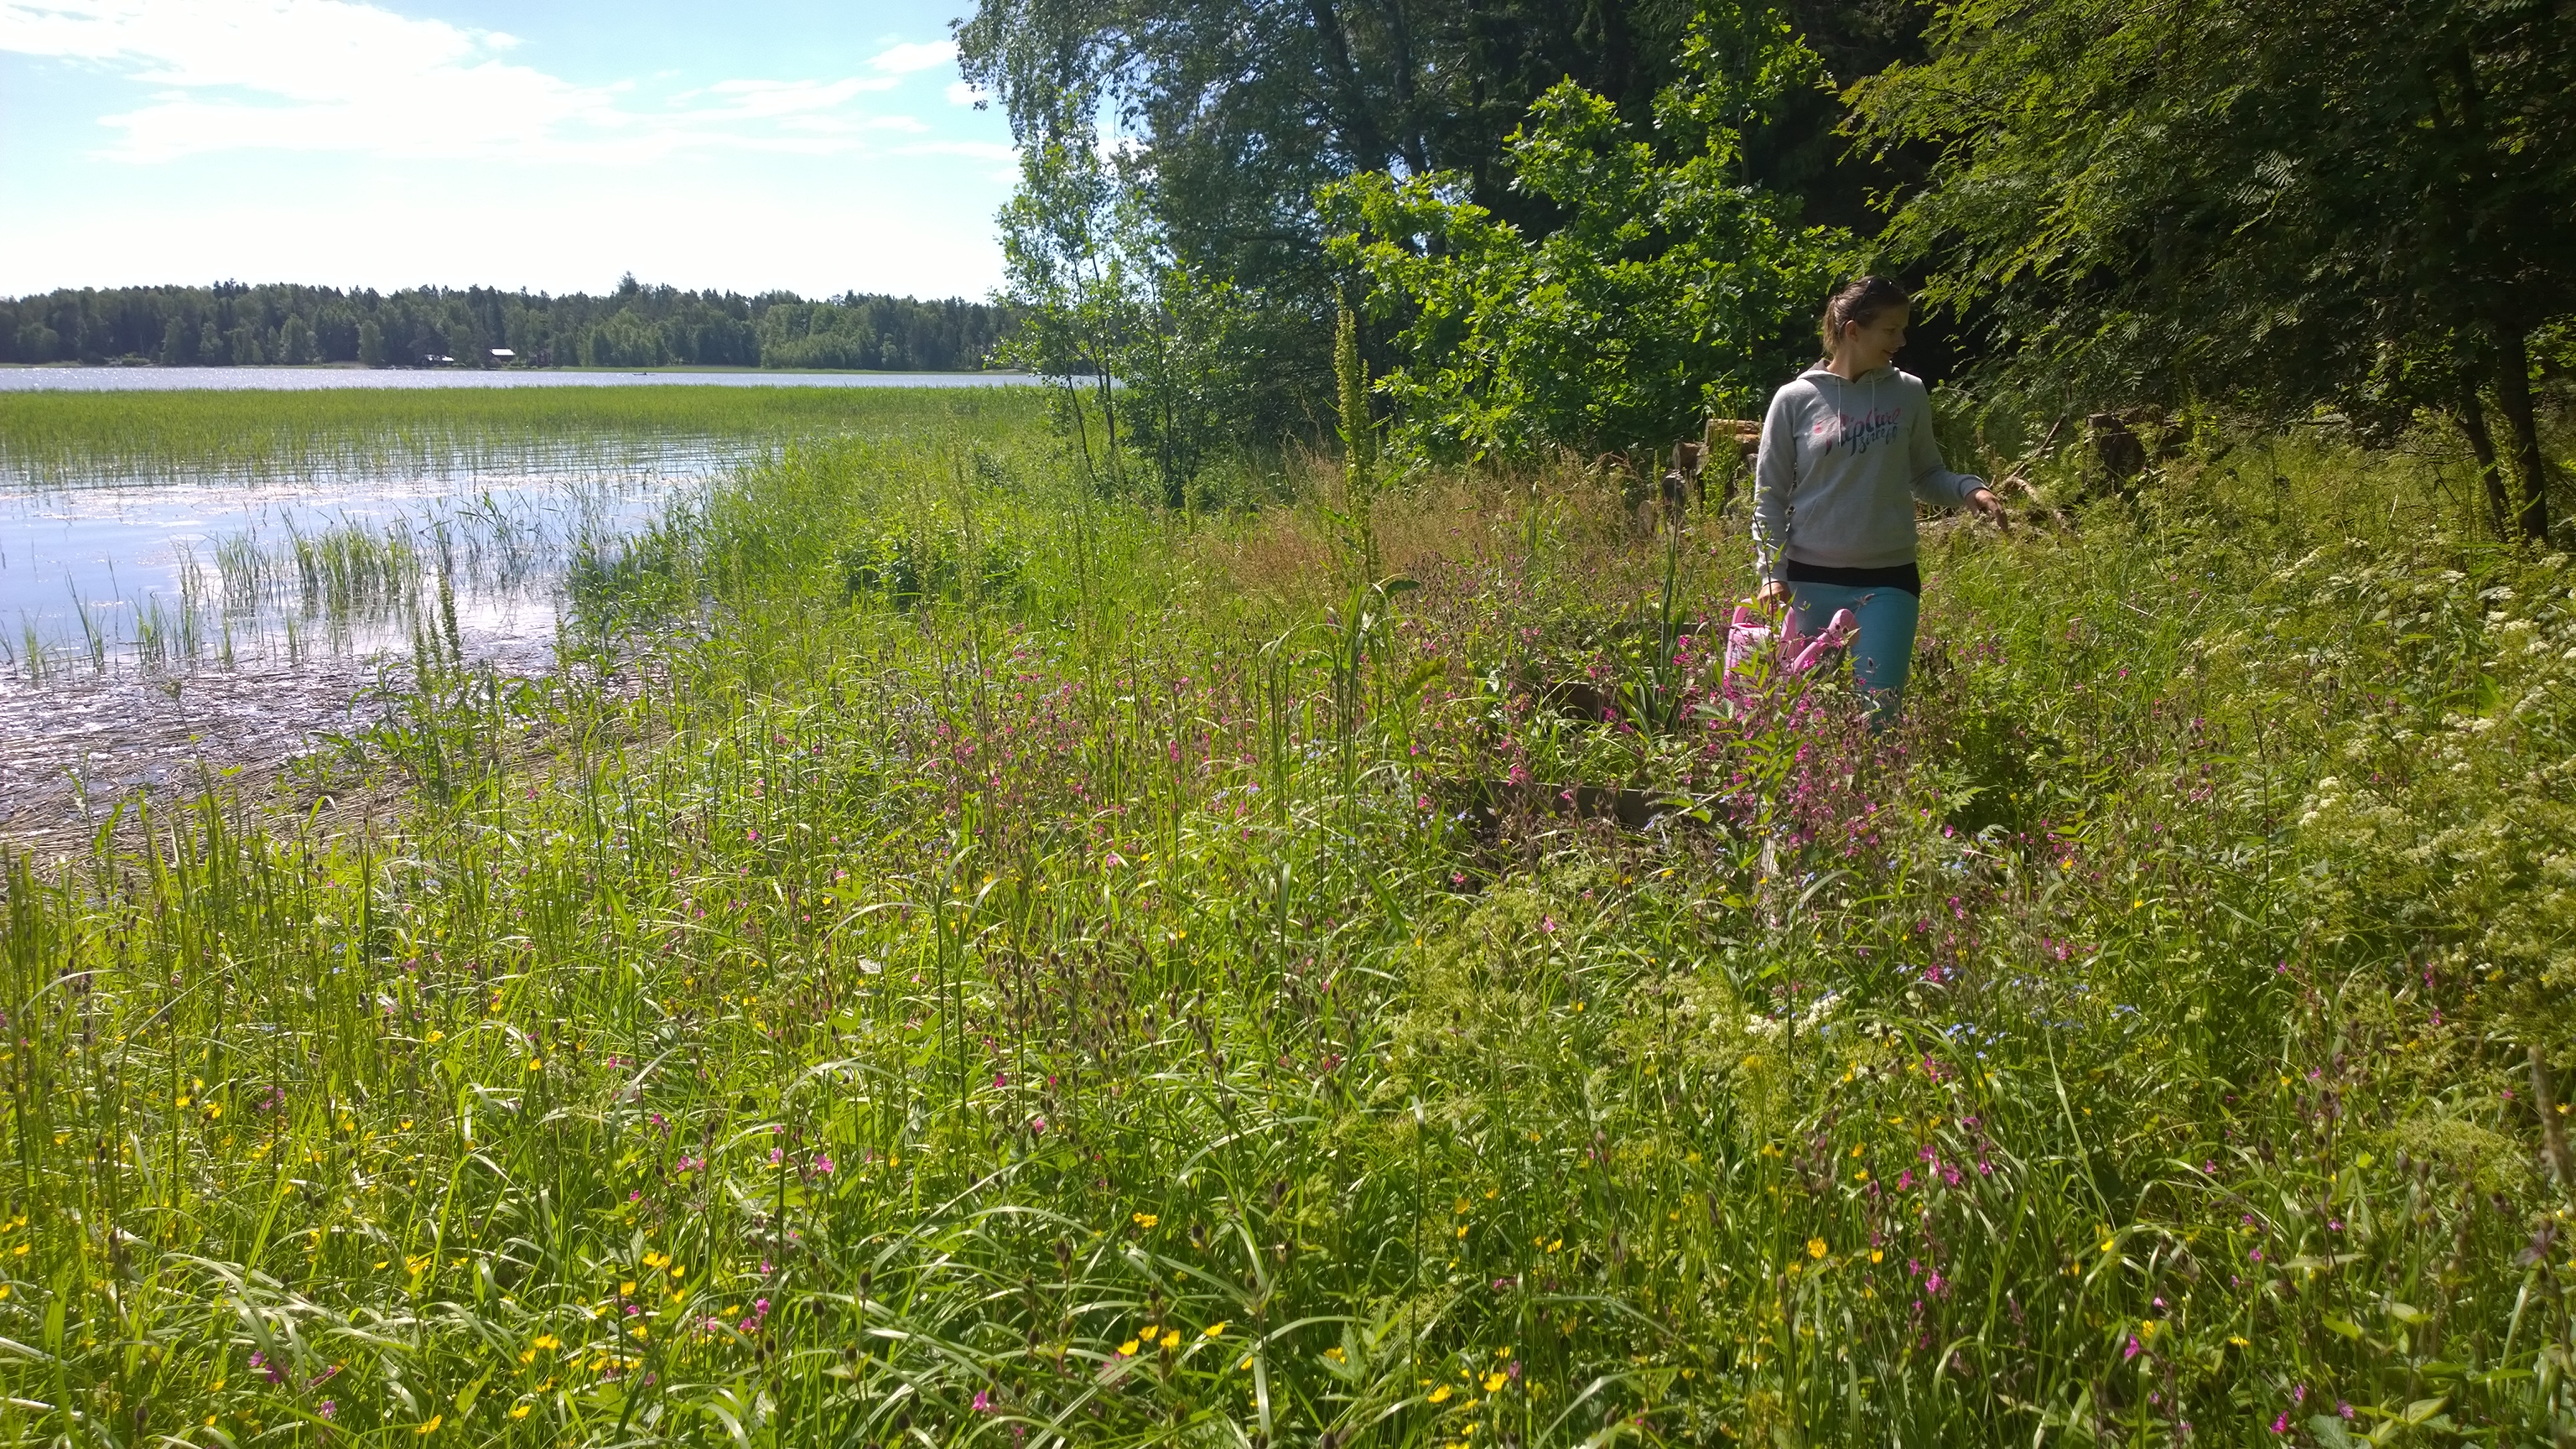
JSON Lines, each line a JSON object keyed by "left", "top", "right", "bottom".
{"left": 1427, "top": 1384, "right": 1452, "bottom": 1404}
{"left": 1161, "top": 1330, "right": 1181, "bottom": 1350}
{"left": 1118, "top": 1339, "right": 1140, "bottom": 1357}
{"left": 510, "top": 1405, "right": 532, "bottom": 1420}
{"left": 1202, "top": 1322, "right": 1227, "bottom": 1338}
{"left": 1806, "top": 1238, "right": 1827, "bottom": 1259}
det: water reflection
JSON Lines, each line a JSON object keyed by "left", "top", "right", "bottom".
{"left": 0, "top": 449, "right": 713, "bottom": 841}
{"left": 0, "top": 367, "right": 1031, "bottom": 392}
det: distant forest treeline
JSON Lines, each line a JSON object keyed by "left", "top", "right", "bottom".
{"left": 0, "top": 276, "right": 1023, "bottom": 371}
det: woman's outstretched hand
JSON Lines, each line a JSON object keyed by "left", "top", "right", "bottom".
{"left": 1966, "top": 486, "right": 2009, "bottom": 529}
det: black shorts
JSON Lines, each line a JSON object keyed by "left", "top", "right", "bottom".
{"left": 1784, "top": 559, "right": 1922, "bottom": 596}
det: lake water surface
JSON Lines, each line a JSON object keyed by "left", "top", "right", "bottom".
{"left": 0, "top": 366, "right": 1031, "bottom": 392}
{"left": 0, "top": 445, "right": 719, "bottom": 844}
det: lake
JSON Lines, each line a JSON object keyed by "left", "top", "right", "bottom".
{"left": 0, "top": 448, "right": 713, "bottom": 844}
{"left": 0, "top": 383, "right": 1052, "bottom": 845}
{"left": 0, "top": 366, "right": 1033, "bottom": 392}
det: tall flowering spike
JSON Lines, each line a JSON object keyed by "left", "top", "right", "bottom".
{"left": 1335, "top": 294, "right": 1379, "bottom": 574}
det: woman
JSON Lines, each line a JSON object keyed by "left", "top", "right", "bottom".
{"left": 1750, "top": 277, "right": 2004, "bottom": 719}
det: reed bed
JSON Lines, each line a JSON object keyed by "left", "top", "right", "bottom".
{"left": 0, "top": 408, "right": 2569, "bottom": 1446}
{"left": 8, "top": 482, "right": 668, "bottom": 684}
{"left": 0, "top": 385, "right": 1047, "bottom": 486}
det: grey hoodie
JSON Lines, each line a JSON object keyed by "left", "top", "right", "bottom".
{"left": 1750, "top": 363, "right": 1982, "bottom": 584}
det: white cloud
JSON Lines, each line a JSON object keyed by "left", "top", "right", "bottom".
{"left": 690, "top": 75, "right": 900, "bottom": 117}
{"left": 896, "top": 139, "right": 1016, "bottom": 162}
{"left": 776, "top": 113, "right": 929, "bottom": 137}
{"left": 945, "top": 80, "right": 987, "bottom": 107}
{"left": 868, "top": 39, "right": 955, "bottom": 75}
{"left": 0, "top": 0, "right": 942, "bottom": 164}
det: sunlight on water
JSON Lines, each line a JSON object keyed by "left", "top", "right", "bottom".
{"left": 0, "top": 366, "right": 1030, "bottom": 393}
{"left": 0, "top": 446, "right": 716, "bottom": 839}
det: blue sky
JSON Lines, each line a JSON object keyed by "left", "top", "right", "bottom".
{"left": 0, "top": 1, "right": 1020, "bottom": 300}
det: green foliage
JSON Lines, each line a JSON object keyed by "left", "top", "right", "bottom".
{"left": 2276, "top": 552, "right": 2576, "bottom": 1048}
{"left": 1849, "top": 0, "right": 2576, "bottom": 537}
{"left": 997, "top": 106, "right": 1264, "bottom": 508}
{"left": 1324, "top": 10, "right": 1850, "bottom": 461}
{"left": 0, "top": 279, "right": 1021, "bottom": 371}
{"left": 961, "top": 1, "right": 1966, "bottom": 443}
{"left": 3, "top": 397, "right": 2573, "bottom": 1442}
{"left": 995, "top": 118, "right": 1145, "bottom": 490}
{"left": 834, "top": 519, "right": 1033, "bottom": 613}
{"left": 962, "top": 0, "right": 1712, "bottom": 441}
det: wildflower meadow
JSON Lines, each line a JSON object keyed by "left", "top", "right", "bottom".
{"left": 2, "top": 402, "right": 2571, "bottom": 1446}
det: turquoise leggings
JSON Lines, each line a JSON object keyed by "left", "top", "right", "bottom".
{"left": 1786, "top": 580, "right": 1919, "bottom": 719}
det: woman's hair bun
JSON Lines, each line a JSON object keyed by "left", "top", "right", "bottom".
{"left": 1820, "top": 276, "right": 1911, "bottom": 353}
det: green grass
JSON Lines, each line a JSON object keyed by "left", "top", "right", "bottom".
{"left": 1, "top": 403, "right": 2571, "bottom": 1446}
{"left": 0, "top": 385, "right": 1048, "bottom": 485}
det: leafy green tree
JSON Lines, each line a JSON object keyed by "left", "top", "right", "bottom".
{"left": 1117, "top": 262, "right": 1259, "bottom": 512}
{"left": 962, "top": 0, "right": 1702, "bottom": 439}
{"left": 1849, "top": 0, "right": 2575, "bottom": 541}
{"left": 959, "top": 0, "right": 1965, "bottom": 437}
{"left": 995, "top": 100, "right": 1265, "bottom": 509}
{"left": 996, "top": 108, "right": 1142, "bottom": 489}
{"left": 1324, "top": 6, "right": 1850, "bottom": 462}
{"left": 0, "top": 283, "right": 1015, "bottom": 374}
{"left": 356, "top": 319, "right": 385, "bottom": 369}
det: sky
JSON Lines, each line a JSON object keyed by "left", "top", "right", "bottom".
{"left": 0, "top": 0, "right": 1021, "bottom": 300}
